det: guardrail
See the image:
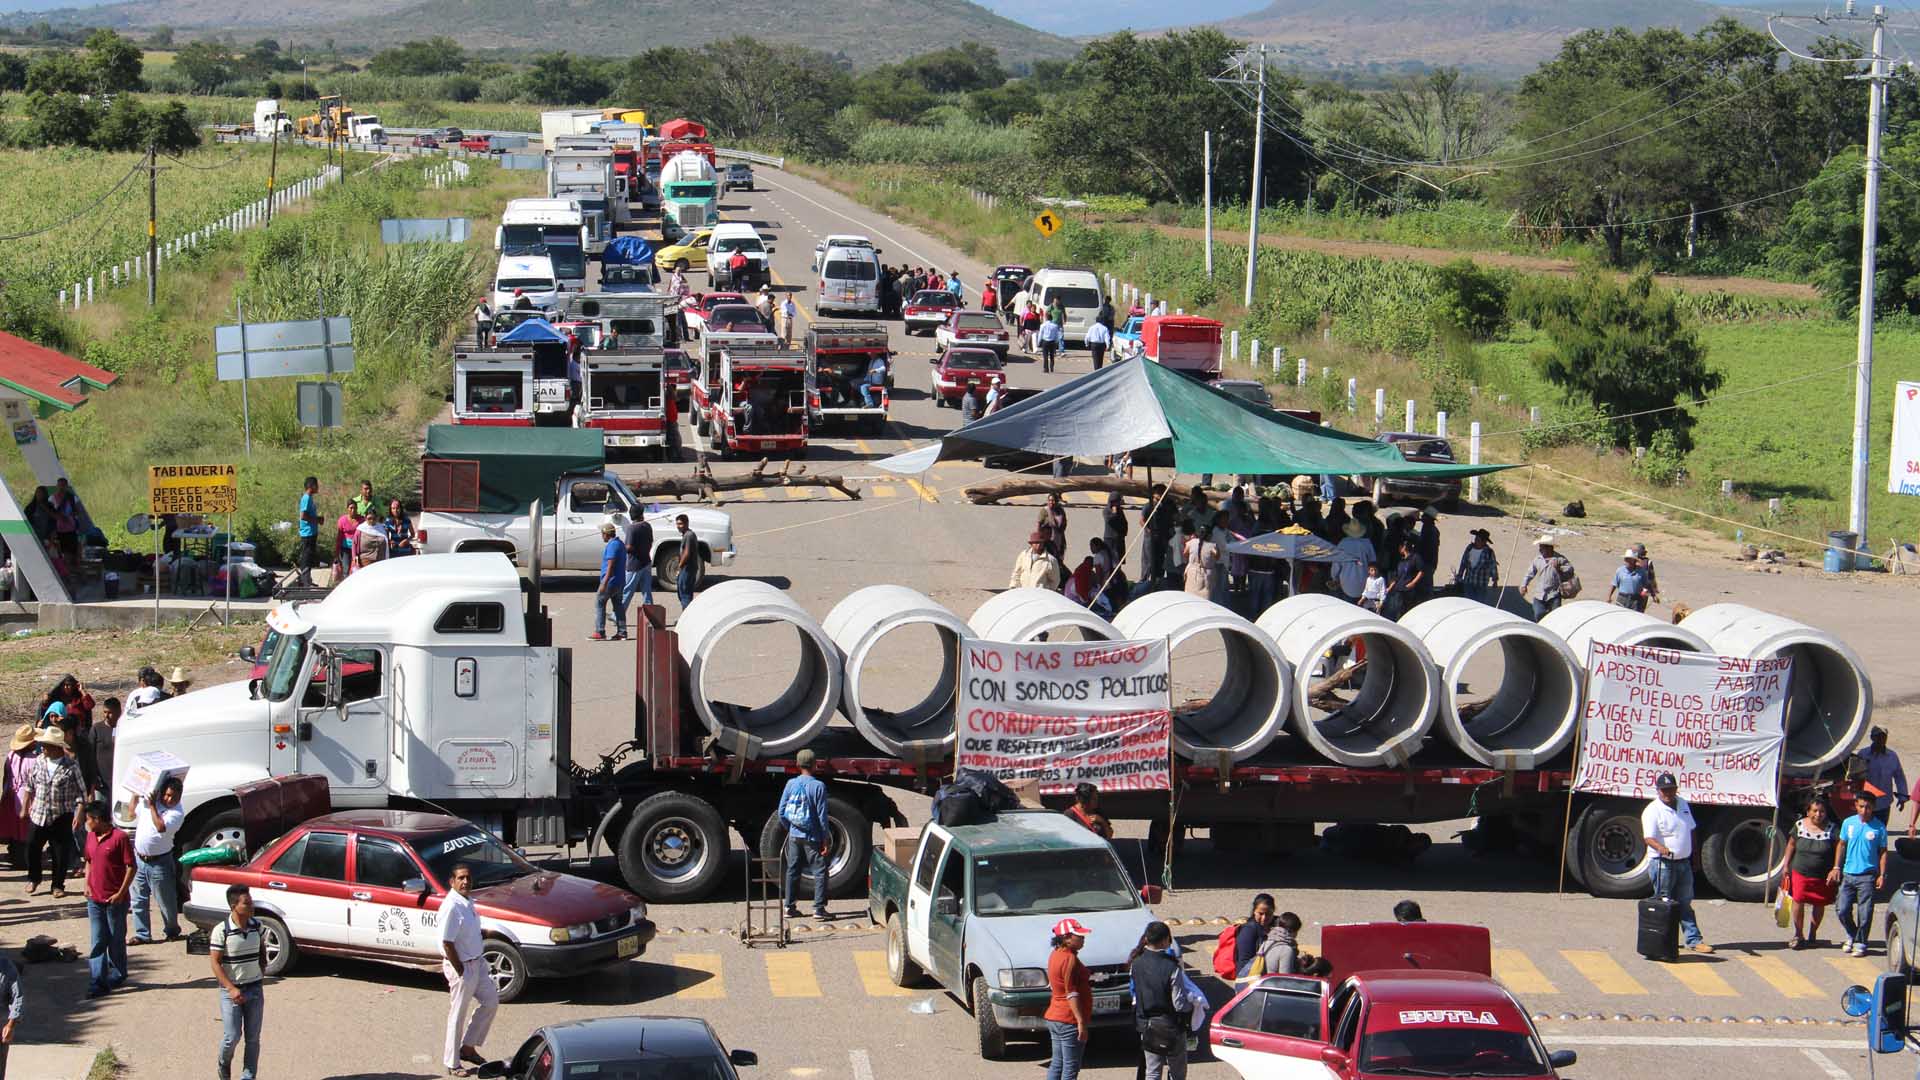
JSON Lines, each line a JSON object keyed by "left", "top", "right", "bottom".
{"left": 214, "top": 127, "right": 786, "bottom": 169}
{"left": 714, "top": 147, "right": 785, "bottom": 168}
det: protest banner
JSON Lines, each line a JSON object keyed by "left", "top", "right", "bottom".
{"left": 956, "top": 638, "right": 1171, "bottom": 794}
{"left": 1892, "top": 380, "right": 1920, "bottom": 496}
{"left": 1571, "top": 641, "right": 1791, "bottom": 807}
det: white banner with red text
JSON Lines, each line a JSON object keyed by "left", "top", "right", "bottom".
{"left": 1571, "top": 641, "right": 1792, "bottom": 807}
{"left": 956, "top": 637, "right": 1172, "bottom": 795}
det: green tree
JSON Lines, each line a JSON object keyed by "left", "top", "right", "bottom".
{"left": 24, "top": 50, "right": 90, "bottom": 95}
{"left": 21, "top": 91, "right": 98, "bottom": 146}
{"left": 1511, "top": 268, "right": 1721, "bottom": 453}
{"left": 965, "top": 81, "right": 1039, "bottom": 125}
{"left": 0, "top": 54, "right": 26, "bottom": 92}
{"left": 171, "top": 40, "right": 233, "bottom": 94}
{"left": 84, "top": 29, "right": 144, "bottom": 93}
{"left": 369, "top": 37, "right": 467, "bottom": 77}
{"left": 1772, "top": 132, "right": 1920, "bottom": 316}
{"left": 1428, "top": 258, "right": 1508, "bottom": 339}
{"left": 145, "top": 100, "right": 200, "bottom": 152}
{"left": 897, "top": 44, "right": 1005, "bottom": 94}
{"left": 519, "top": 52, "right": 612, "bottom": 105}
{"left": 146, "top": 26, "right": 174, "bottom": 48}
{"left": 854, "top": 66, "right": 936, "bottom": 124}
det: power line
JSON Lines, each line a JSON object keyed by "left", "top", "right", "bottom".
{"left": 0, "top": 157, "right": 145, "bottom": 243}
{"left": 1476, "top": 361, "right": 1858, "bottom": 440}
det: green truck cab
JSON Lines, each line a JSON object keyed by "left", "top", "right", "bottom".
{"left": 866, "top": 810, "right": 1159, "bottom": 1059}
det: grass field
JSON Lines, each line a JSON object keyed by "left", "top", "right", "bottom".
{"left": 0, "top": 142, "right": 330, "bottom": 302}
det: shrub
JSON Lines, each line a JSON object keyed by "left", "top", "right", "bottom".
{"left": 1519, "top": 399, "right": 1614, "bottom": 456}
{"left": 1636, "top": 429, "right": 1687, "bottom": 486}
{"left": 1428, "top": 257, "right": 1508, "bottom": 339}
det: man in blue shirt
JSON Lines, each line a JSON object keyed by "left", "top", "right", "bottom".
{"left": 295, "top": 477, "right": 320, "bottom": 587}
{"left": 591, "top": 523, "right": 626, "bottom": 641}
{"left": 778, "top": 749, "right": 831, "bottom": 921}
{"left": 859, "top": 355, "right": 888, "bottom": 408}
{"left": 1608, "top": 550, "right": 1652, "bottom": 611}
{"left": 1834, "top": 791, "right": 1890, "bottom": 956}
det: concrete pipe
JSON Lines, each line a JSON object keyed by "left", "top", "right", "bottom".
{"left": 1540, "top": 600, "right": 1711, "bottom": 670}
{"left": 1398, "top": 597, "right": 1584, "bottom": 769}
{"left": 968, "top": 587, "right": 1118, "bottom": 643}
{"left": 822, "top": 585, "right": 969, "bottom": 761}
{"left": 675, "top": 579, "right": 844, "bottom": 758}
{"left": 1680, "top": 603, "right": 1872, "bottom": 773}
{"left": 1256, "top": 594, "right": 1438, "bottom": 767}
{"left": 1110, "top": 591, "right": 1292, "bottom": 766}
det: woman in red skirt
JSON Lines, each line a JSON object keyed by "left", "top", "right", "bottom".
{"left": 1780, "top": 798, "right": 1838, "bottom": 948}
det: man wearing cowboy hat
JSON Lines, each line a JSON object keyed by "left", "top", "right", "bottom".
{"left": 1520, "top": 536, "right": 1570, "bottom": 621}
{"left": 1011, "top": 530, "right": 1064, "bottom": 592}
{"left": 1455, "top": 528, "right": 1500, "bottom": 607}
{"left": 1335, "top": 518, "right": 1375, "bottom": 601}
{"left": 19, "top": 726, "right": 85, "bottom": 898}
{"left": 1609, "top": 548, "right": 1653, "bottom": 612}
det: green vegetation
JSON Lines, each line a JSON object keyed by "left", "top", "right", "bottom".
{"left": 85, "top": 1046, "right": 123, "bottom": 1080}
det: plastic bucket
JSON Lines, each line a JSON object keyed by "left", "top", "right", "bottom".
{"left": 1826, "top": 530, "right": 1857, "bottom": 573}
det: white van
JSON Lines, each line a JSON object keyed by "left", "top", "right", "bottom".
{"left": 491, "top": 254, "right": 560, "bottom": 312}
{"left": 818, "top": 242, "right": 881, "bottom": 315}
{"left": 812, "top": 234, "right": 876, "bottom": 274}
{"left": 1030, "top": 266, "right": 1104, "bottom": 345}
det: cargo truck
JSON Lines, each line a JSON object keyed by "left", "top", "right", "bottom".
{"left": 497, "top": 198, "right": 589, "bottom": 292}
{"left": 548, "top": 153, "right": 614, "bottom": 255}
{"left": 253, "top": 98, "right": 292, "bottom": 137}
{"left": 560, "top": 293, "right": 678, "bottom": 457}
{"left": 690, "top": 341, "right": 809, "bottom": 459}
{"left": 550, "top": 144, "right": 632, "bottom": 229}
{"left": 451, "top": 350, "right": 535, "bottom": 427}
{"left": 540, "top": 109, "right": 604, "bottom": 150}
{"left": 659, "top": 151, "right": 719, "bottom": 241}
{"left": 805, "top": 322, "right": 891, "bottom": 434}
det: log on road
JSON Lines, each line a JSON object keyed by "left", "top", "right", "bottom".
{"left": 626, "top": 459, "right": 861, "bottom": 501}
{"left": 964, "top": 475, "right": 1155, "bottom": 504}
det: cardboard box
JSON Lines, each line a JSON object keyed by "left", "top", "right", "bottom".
{"left": 123, "top": 750, "right": 190, "bottom": 801}
{"left": 1003, "top": 777, "right": 1045, "bottom": 809}
{"left": 882, "top": 827, "right": 920, "bottom": 867}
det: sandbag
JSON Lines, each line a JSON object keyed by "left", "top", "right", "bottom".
{"left": 179, "top": 843, "right": 245, "bottom": 868}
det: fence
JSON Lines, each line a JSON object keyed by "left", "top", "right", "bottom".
{"left": 55, "top": 164, "right": 344, "bottom": 314}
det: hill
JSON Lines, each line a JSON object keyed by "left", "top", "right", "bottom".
{"left": 17, "top": 0, "right": 1079, "bottom": 67}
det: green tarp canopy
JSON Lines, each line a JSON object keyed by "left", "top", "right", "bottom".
{"left": 877, "top": 358, "right": 1516, "bottom": 480}
{"left": 423, "top": 424, "right": 605, "bottom": 515}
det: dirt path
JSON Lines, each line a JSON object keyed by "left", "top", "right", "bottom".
{"left": 1153, "top": 226, "right": 1821, "bottom": 300}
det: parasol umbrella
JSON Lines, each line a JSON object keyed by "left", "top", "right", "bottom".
{"left": 1225, "top": 525, "right": 1363, "bottom": 599}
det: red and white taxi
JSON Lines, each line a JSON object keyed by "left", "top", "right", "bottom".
{"left": 934, "top": 309, "right": 1011, "bottom": 356}
{"left": 930, "top": 346, "right": 1006, "bottom": 407}
{"left": 1210, "top": 923, "right": 1574, "bottom": 1080}
{"left": 904, "top": 289, "right": 960, "bottom": 334}
{"left": 185, "top": 811, "right": 654, "bottom": 1002}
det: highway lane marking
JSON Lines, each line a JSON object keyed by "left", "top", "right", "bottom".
{"left": 760, "top": 174, "right": 979, "bottom": 301}
{"left": 672, "top": 952, "right": 725, "bottom": 999}
{"left": 1802, "top": 1049, "right": 1854, "bottom": 1080}
{"left": 904, "top": 476, "right": 938, "bottom": 503}
{"left": 1740, "top": 954, "right": 1824, "bottom": 998}
{"left": 850, "top": 1049, "right": 876, "bottom": 1080}
{"left": 765, "top": 951, "right": 823, "bottom": 998}
{"left": 1542, "top": 1035, "right": 1858, "bottom": 1049}
{"left": 1823, "top": 954, "right": 1880, "bottom": 986}
{"left": 742, "top": 487, "right": 768, "bottom": 501}
{"left": 853, "top": 950, "right": 915, "bottom": 997}
{"left": 1560, "top": 950, "right": 1647, "bottom": 995}
{"left": 872, "top": 484, "right": 898, "bottom": 498}
{"left": 1659, "top": 958, "right": 1737, "bottom": 997}
{"left": 1491, "top": 948, "right": 1557, "bottom": 995}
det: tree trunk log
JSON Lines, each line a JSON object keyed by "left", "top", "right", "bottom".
{"left": 964, "top": 475, "right": 1221, "bottom": 508}
{"left": 626, "top": 459, "right": 862, "bottom": 501}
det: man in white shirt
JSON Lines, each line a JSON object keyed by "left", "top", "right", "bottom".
{"left": 438, "top": 864, "right": 497, "bottom": 1075}
{"left": 128, "top": 779, "right": 184, "bottom": 945}
{"left": 1642, "top": 772, "right": 1712, "bottom": 954}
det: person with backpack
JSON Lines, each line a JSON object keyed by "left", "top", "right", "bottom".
{"left": 1214, "top": 893, "right": 1275, "bottom": 981}
{"left": 778, "top": 749, "right": 830, "bottom": 921}
{"left": 1520, "top": 536, "right": 1578, "bottom": 621}
{"left": 1128, "top": 921, "right": 1194, "bottom": 1080}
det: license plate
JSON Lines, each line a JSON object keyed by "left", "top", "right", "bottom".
{"left": 617, "top": 935, "right": 639, "bottom": 958}
{"left": 618, "top": 436, "right": 640, "bottom": 446}
{"left": 1093, "top": 996, "right": 1128, "bottom": 1014}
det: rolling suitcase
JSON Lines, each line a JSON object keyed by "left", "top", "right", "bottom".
{"left": 1638, "top": 896, "right": 1679, "bottom": 961}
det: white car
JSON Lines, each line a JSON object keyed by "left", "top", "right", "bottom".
{"left": 492, "top": 255, "right": 560, "bottom": 311}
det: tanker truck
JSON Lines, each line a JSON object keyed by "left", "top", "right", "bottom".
{"left": 659, "top": 150, "right": 718, "bottom": 242}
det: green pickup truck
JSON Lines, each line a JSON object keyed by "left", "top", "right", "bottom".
{"left": 867, "top": 810, "right": 1160, "bottom": 1058}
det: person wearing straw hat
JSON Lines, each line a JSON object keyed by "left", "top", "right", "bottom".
{"left": 1335, "top": 518, "right": 1374, "bottom": 602}
{"left": 1609, "top": 549, "right": 1652, "bottom": 612}
{"left": 0, "top": 724, "right": 36, "bottom": 868}
{"left": 1454, "top": 528, "right": 1500, "bottom": 607}
{"left": 19, "top": 727, "right": 84, "bottom": 897}
{"left": 1520, "top": 536, "right": 1570, "bottom": 621}
{"left": 166, "top": 667, "right": 192, "bottom": 696}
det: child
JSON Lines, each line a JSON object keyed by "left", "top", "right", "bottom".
{"left": 1360, "top": 561, "right": 1387, "bottom": 612}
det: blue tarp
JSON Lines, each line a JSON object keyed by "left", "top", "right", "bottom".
{"left": 604, "top": 236, "right": 655, "bottom": 266}
{"left": 497, "top": 318, "right": 566, "bottom": 344}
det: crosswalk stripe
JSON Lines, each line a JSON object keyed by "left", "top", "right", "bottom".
{"left": 766, "top": 952, "right": 822, "bottom": 998}
{"left": 742, "top": 487, "right": 768, "bottom": 500}
{"left": 1740, "top": 955, "right": 1824, "bottom": 999}
{"left": 1823, "top": 954, "right": 1882, "bottom": 986}
{"left": 1660, "top": 959, "right": 1738, "bottom": 997}
{"left": 1561, "top": 950, "right": 1648, "bottom": 995}
{"left": 1492, "top": 948, "right": 1557, "bottom": 995}
{"left": 854, "top": 950, "right": 915, "bottom": 997}
{"left": 672, "top": 952, "right": 726, "bottom": 999}
{"left": 873, "top": 484, "right": 898, "bottom": 498}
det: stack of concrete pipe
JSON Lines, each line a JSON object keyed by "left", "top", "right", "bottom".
{"left": 1256, "top": 594, "right": 1440, "bottom": 766}
{"left": 1679, "top": 603, "right": 1873, "bottom": 774}
{"left": 1398, "top": 597, "right": 1583, "bottom": 769}
{"left": 822, "top": 585, "right": 970, "bottom": 762}
{"left": 1111, "top": 592, "right": 1292, "bottom": 767}
{"left": 1540, "top": 601, "right": 1711, "bottom": 669}
{"left": 675, "top": 580, "right": 844, "bottom": 758}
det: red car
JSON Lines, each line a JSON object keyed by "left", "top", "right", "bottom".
{"left": 904, "top": 289, "right": 960, "bottom": 335}
{"left": 664, "top": 347, "right": 693, "bottom": 405}
{"left": 1210, "top": 922, "right": 1574, "bottom": 1080}
{"left": 185, "top": 811, "right": 654, "bottom": 1002}
{"left": 929, "top": 346, "right": 1005, "bottom": 407}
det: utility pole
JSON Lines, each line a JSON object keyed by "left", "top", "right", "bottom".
{"left": 146, "top": 143, "right": 157, "bottom": 308}
{"left": 1203, "top": 130, "right": 1214, "bottom": 279}
{"left": 1848, "top": 3, "right": 1889, "bottom": 551}
{"left": 1244, "top": 43, "right": 1267, "bottom": 308}
{"left": 266, "top": 119, "right": 280, "bottom": 225}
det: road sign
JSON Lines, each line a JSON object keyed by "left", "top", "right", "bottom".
{"left": 297, "top": 381, "right": 344, "bottom": 428}
{"left": 1032, "top": 210, "right": 1061, "bottom": 238}
{"left": 149, "top": 463, "right": 238, "bottom": 515}
{"left": 381, "top": 218, "right": 472, "bottom": 244}
{"left": 214, "top": 317, "right": 354, "bottom": 381}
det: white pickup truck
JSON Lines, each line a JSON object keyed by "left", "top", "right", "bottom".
{"left": 416, "top": 425, "right": 735, "bottom": 587}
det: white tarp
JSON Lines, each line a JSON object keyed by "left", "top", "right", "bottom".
{"left": 1890, "top": 380, "right": 1920, "bottom": 496}
{"left": 956, "top": 638, "right": 1171, "bottom": 794}
{"left": 1572, "top": 642, "right": 1791, "bottom": 807}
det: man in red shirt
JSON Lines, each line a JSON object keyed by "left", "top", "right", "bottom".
{"left": 82, "top": 800, "right": 134, "bottom": 998}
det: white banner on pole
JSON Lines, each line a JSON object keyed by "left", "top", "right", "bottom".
{"left": 1572, "top": 642, "right": 1791, "bottom": 807}
{"left": 1890, "top": 380, "right": 1920, "bottom": 495}
{"left": 956, "top": 638, "right": 1171, "bottom": 794}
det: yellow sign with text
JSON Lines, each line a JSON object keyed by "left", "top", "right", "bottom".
{"left": 149, "top": 464, "right": 238, "bottom": 515}
{"left": 1032, "top": 210, "right": 1061, "bottom": 237}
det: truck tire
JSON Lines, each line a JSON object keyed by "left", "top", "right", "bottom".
{"left": 1699, "top": 809, "right": 1783, "bottom": 901}
{"left": 618, "top": 791, "right": 730, "bottom": 902}
{"left": 184, "top": 806, "right": 247, "bottom": 856}
{"left": 971, "top": 974, "right": 1007, "bottom": 1060}
{"left": 1888, "top": 911, "right": 1910, "bottom": 975}
{"left": 484, "top": 939, "right": 530, "bottom": 1003}
{"left": 653, "top": 544, "right": 706, "bottom": 593}
{"left": 885, "top": 910, "right": 922, "bottom": 987}
{"left": 758, "top": 796, "right": 871, "bottom": 899}
{"left": 255, "top": 912, "right": 296, "bottom": 977}
{"left": 1576, "top": 801, "right": 1654, "bottom": 899}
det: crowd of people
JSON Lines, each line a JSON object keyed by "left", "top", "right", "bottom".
{"left": 292, "top": 477, "right": 418, "bottom": 588}
{"left": 17, "top": 478, "right": 100, "bottom": 588}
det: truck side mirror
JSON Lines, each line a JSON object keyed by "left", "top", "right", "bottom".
{"left": 402, "top": 876, "right": 430, "bottom": 900}
{"left": 1319, "top": 1048, "right": 1350, "bottom": 1071}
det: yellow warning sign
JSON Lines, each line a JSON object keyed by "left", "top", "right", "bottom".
{"left": 148, "top": 463, "right": 238, "bottom": 515}
{"left": 1032, "top": 210, "right": 1061, "bottom": 238}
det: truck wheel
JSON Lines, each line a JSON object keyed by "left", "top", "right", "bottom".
{"left": 1889, "top": 912, "right": 1910, "bottom": 975}
{"left": 971, "top": 975, "right": 1007, "bottom": 1060}
{"left": 886, "top": 910, "right": 922, "bottom": 987}
{"left": 652, "top": 545, "right": 706, "bottom": 592}
{"left": 184, "top": 806, "right": 247, "bottom": 855}
{"left": 618, "top": 791, "right": 730, "bottom": 902}
{"left": 483, "top": 939, "right": 530, "bottom": 1003}
{"left": 255, "top": 912, "right": 296, "bottom": 977}
{"left": 1576, "top": 802, "right": 1654, "bottom": 899}
{"left": 758, "top": 796, "right": 871, "bottom": 898}
{"left": 1699, "top": 810, "right": 1783, "bottom": 901}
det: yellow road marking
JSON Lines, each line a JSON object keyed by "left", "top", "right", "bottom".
{"left": 1660, "top": 959, "right": 1737, "bottom": 997}
{"left": 1825, "top": 954, "right": 1883, "bottom": 986}
{"left": 1740, "top": 954, "right": 1822, "bottom": 998}
{"left": 873, "top": 484, "right": 898, "bottom": 498}
{"left": 855, "top": 950, "right": 915, "bottom": 997}
{"left": 765, "top": 952, "right": 822, "bottom": 998}
{"left": 854, "top": 435, "right": 873, "bottom": 455}
{"left": 741, "top": 486, "right": 768, "bottom": 501}
{"left": 1560, "top": 950, "right": 1647, "bottom": 995}
{"left": 769, "top": 267, "right": 814, "bottom": 325}
{"left": 1492, "top": 949, "right": 1557, "bottom": 995}
{"left": 906, "top": 477, "right": 937, "bottom": 503}
{"left": 672, "top": 952, "right": 725, "bottom": 999}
